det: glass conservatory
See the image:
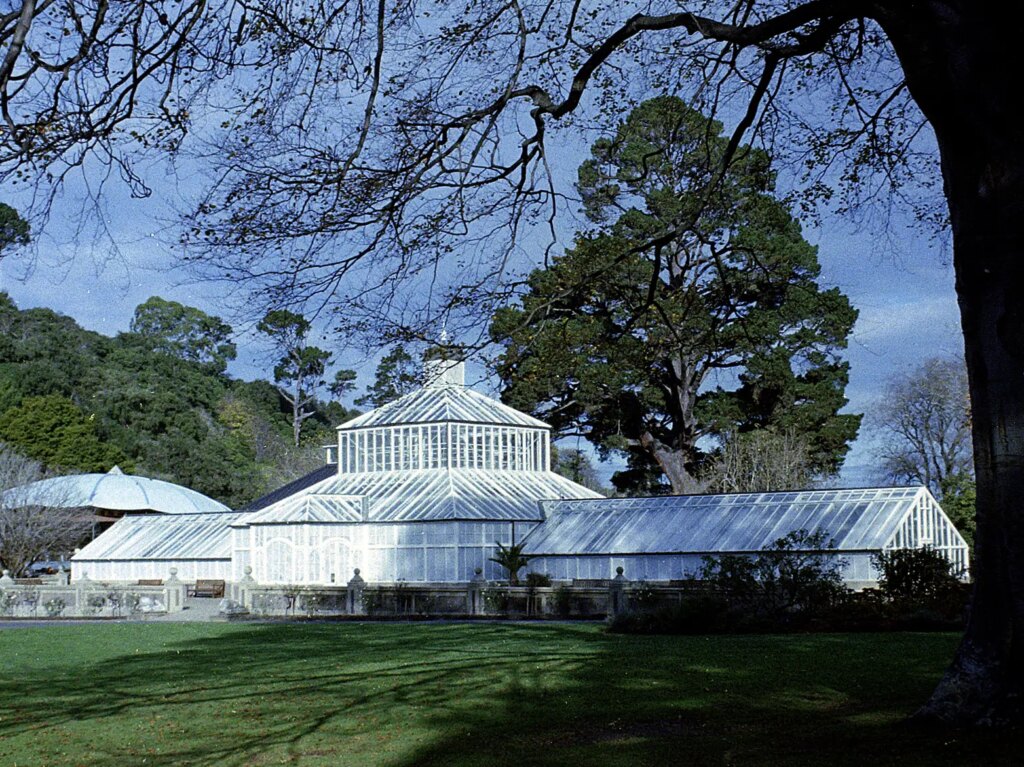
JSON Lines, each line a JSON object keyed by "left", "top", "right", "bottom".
{"left": 522, "top": 486, "right": 970, "bottom": 587}
{"left": 228, "top": 358, "right": 602, "bottom": 584}
{"left": 70, "top": 357, "right": 970, "bottom": 589}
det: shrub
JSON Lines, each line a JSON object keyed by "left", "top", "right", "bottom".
{"left": 700, "top": 529, "right": 848, "bottom": 618}
{"left": 85, "top": 594, "right": 106, "bottom": 615}
{"left": 105, "top": 590, "right": 123, "bottom": 614}
{"left": 299, "top": 592, "right": 324, "bottom": 616}
{"left": 524, "top": 572, "right": 551, "bottom": 588}
{"left": 44, "top": 597, "right": 66, "bottom": 617}
{"left": 251, "top": 593, "right": 275, "bottom": 616}
{"left": 0, "top": 590, "right": 18, "bottom": 615}
{"left": 553, "top": 585, "right": 572, "bottom": 617}
{"left": 630, "top": 581, "right": 660, "bottom": 610}
{"left": 482, "top": 587, "right": 511, "bottom": 614}
{"left": 872, "top": 548, "right": 958, "bottom": 606}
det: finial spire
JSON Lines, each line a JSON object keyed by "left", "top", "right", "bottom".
{"left": 423, "top": 324, "right": 463, "bottom": 387}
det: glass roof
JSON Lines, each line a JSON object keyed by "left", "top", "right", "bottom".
{"left": 73, "top": 512, "right": 247, "bottom": 561}
{"left": 338, "top": 384, "right": 549, "bottom": 430}
{"left": 237, "top": 468, "right": 601, "bottom": 524}
{"left": 522, "top": 487, "right": 928, "bottom": 555}
{"left": 242, "top": 494, "right": 365, "bottom": 525}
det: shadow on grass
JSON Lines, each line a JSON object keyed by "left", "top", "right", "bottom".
{"left": 0, "top": 625, "right": 1018, "bottom": 766}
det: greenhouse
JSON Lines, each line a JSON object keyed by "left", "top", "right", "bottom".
{"left": 71, "top": 358, "right": 602, "bottom": 584}
{"left": 226, "top": 358, "right": 601, "bottom": 584}
{"left": 69, "top": 358, "right": 969, "bottom": 589}
{"left": 71, "top": 512, "right": 245, "bottom": 582}
{"left": 522, "top": 486, "right": 970, "bottom": 587}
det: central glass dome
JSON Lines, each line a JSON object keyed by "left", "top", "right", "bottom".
{"left": 335, "top": 359, "right": 551, "bottom": 474}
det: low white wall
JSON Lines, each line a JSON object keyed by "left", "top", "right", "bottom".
{"left": 0, "top": 577, "right": 185, "bottom": 617}
{"left": 71, "top": 559, "right": 232, "bottom": 583}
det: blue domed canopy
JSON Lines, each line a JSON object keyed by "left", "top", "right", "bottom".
{"left": 1, "top": 466, "right": 230, "bottom": 515}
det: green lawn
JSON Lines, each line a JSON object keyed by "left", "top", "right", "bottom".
{"left": 0, "top": 623, "right": 1017, "bottom": 766}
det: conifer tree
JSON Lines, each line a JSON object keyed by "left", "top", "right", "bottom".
{"left": 493, "top": 98, "right": 860, "bottom": 493}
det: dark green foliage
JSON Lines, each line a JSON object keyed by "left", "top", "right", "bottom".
{"left": 0, "top": 298, "right": 110, "bottom": 412}
{"left": 524, "top": 571, "right": 551, "bottom": 588}
{"left": 328, "top": 369, "right": 358, "bottom": 400}
{"left": 257, "top": 309, "right": 334, "bottom": 447}
{"left": 873, "top": 547, "right": 965, "bottom": 606}
{"left": 939, "top": 472, "right": 976, "bottom": 549}
{"left": 0, "top": 203, "right": 29, "bottom": 253}
{"left": 488, "top": 542, "right": 534, "bottom": 586}
{"left": 357, "top": 345, "right": 420, "bottom": 408}
{"left": 130, "top": 296, "right": 236, "bottom": 373}
{"left": 0, "top": 293, "right": 353, "bottom": 506}
{"left": 630, "top": 581, "right": 661, "bottom": 611}
{"left": 700, "top": 529, "right": 848, "bottom": 618}
{"left": 492, "top": 97, "right": 860, "bottom": 493}
{"left": 0, "top": 395, "right": 127, "bottom": 472}
{"left": 551, "top": 446, "right": 607, "bottom": 494}
{"left": 608, "top": 596, "right": 733, "bottom": 635}
{"left": 553, "top": 584, "right": 572, "bottom": 617}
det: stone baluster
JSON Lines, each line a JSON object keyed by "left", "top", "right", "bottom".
{"left": 467, "top": 567, "right": 486, "bottom": 615}
{"left": 165, "top": 568, "right": 186, "bottom": 612}
{"left": 237, "top": 566, "right": 257, "bottom": 609}
{"left": 74, "top": 572, "right": 93, "bottom": 616}
{"left": 608, "top": 566, "right": 628, "bottom": 617}
{"left": 347, "top": 568, "right": 366, "bottom": 615}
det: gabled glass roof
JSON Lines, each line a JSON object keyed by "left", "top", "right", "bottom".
{"left": 237, "top": 468, "right": 601, "bottom": 524}
{"left": 522, "top": 487, "right": 928, "bottom": 555}
{"left": 73, "top": 512, "right": 247, "bottom": 561}
{"left": 241, "top": 494, "right": 365, "bottom": 525}
{"left": 338, "top": 384, "right": 549, "bottom": 430}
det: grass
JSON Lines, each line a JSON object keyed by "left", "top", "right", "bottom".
{"left": 0, "top": 623, "right": 1018, "bottom": 766}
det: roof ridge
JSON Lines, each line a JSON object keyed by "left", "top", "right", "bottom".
{"left": 337, "top": 381, "right": 549, "bottom": 430}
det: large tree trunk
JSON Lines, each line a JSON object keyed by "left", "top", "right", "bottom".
{"left": 881, "top": 1, "right": 1024, "bottom": 723}
{"left": 639, "top": 431, "right": 704, "bottom": 494}
{"left": 640, "top": 351, "right": 704, "bottom": 494}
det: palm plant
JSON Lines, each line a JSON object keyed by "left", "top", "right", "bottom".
{"left": 489, "top": 542, "right": 533, "bottom": 586}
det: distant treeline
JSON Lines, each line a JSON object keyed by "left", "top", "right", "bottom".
{"left": 0, "top": 293, "right": 355, "bottom": 507}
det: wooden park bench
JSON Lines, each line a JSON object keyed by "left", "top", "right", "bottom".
{"left": 188, "top": 579, "right": 226, "bottom": 598}
{"left": 137, "top": 579, "right": 163, "bottom": 586}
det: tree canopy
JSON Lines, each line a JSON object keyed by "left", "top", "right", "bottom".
{"left": 356, "top": 346, "right": 421, "bottom": 409}
{"left": 257, "top": 310, "right": 337, "bottom": 447}
{"left": 0, "top": 395, "right": 126, "bottom": 474}
{"left": 130, "top": 297, "right": 237, "bottom": 374}
{"left": 0, "top": 293, "right": 353, "bottom": 506}
{"left": 493, "top": 98, "right": 859, "bottom": 493}
{"left": 875, "top": 357, "right": 973, "bottom": 495}
{"left": 0, "top": 203, "right": 29, "bottom": 254}
{"left": 874, "top": 356, "right": 975, "bottom": 547}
